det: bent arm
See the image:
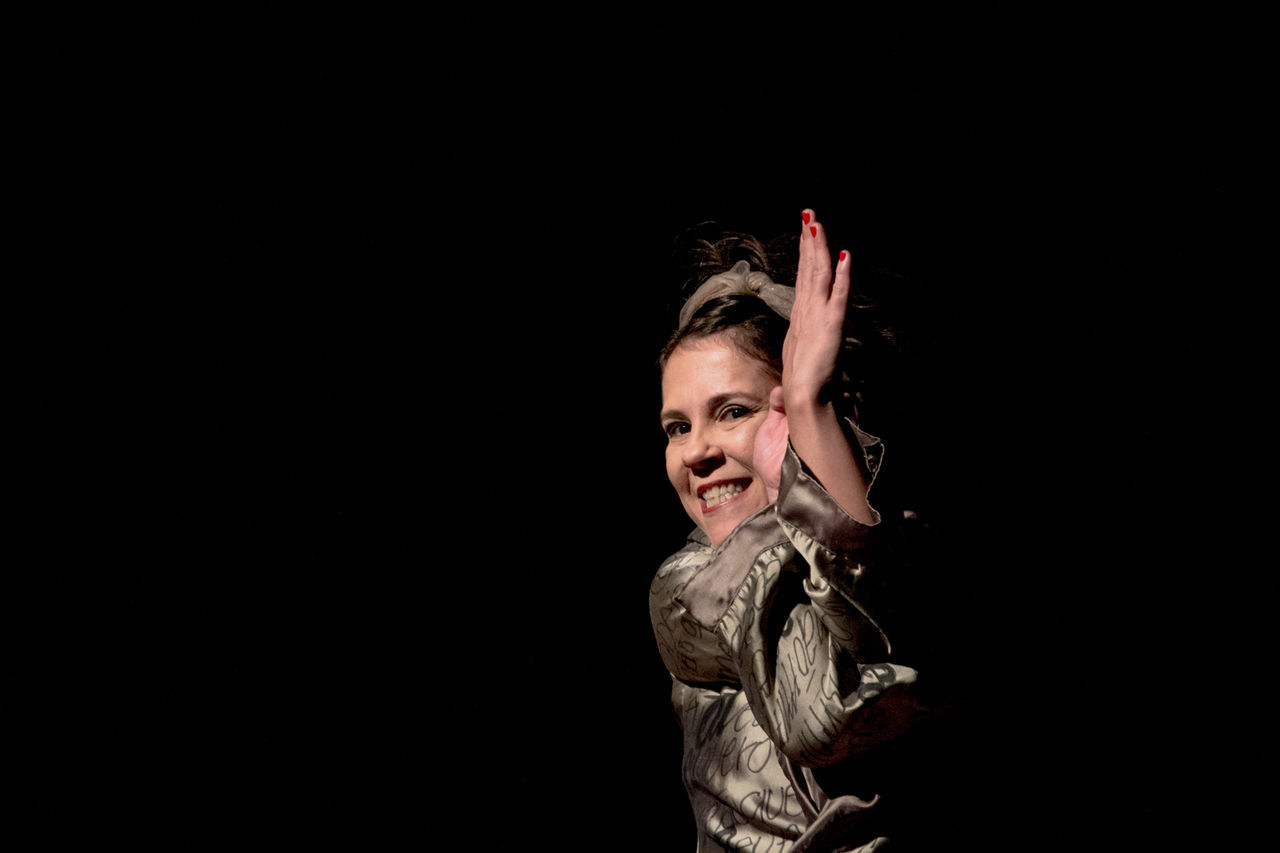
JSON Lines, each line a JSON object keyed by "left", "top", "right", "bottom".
{"left": 784, "top": 397, "right": 876, "bottom": 525}
{"left": 779, "top": 210, "right": 875, "bottom": 525}
{"left": 725, "top": 438, "right": 919, "bottom": 768}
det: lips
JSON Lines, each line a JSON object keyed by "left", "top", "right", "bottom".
{"left": 697, "top": 478, "right": 751, "bottom": 511}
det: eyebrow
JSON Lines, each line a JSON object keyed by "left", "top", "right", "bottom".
{"left": 659, "top": 391, "right": 766, "bottom": 425}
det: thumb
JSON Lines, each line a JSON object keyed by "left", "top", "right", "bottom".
{"left": 769, "top": 385, "right": 786, "bottom": 416}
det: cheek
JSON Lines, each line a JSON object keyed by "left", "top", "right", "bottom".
{"left": 730, "top": 421, "right": 765, "bottom": 469}
{"left": 664, "top": 447, "right": 685, "bottom": 492}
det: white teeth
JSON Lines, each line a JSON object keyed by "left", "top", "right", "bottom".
{"left": 702, "top": 482, "right": 745, "bottom": 507}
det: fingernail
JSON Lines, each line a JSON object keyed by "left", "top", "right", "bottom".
{"left": 801, "top": 211, "right": 811, "bottom": 225}
{"left": 839, "top": 250, "right": 848, "bottom": 263}
{"left": 810, "top": 226, "right": 817, "bottom": 238}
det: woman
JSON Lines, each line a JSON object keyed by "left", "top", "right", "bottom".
{"left": 650, "top": 210, "right": 923, "bottom": 852}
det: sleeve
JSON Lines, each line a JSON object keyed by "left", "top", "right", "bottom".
{"left": 722, "top": 425, "right": 922, "bottom": 768}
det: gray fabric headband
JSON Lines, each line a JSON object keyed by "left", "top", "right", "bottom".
{"left": 677, "top": 260, "right": 796, "bottom": 329}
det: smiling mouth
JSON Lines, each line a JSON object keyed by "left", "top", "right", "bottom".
{"left": 698, "top": 479, "right": 751, "bottom": 511}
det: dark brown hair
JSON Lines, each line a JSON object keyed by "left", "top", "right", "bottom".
{"left": 668, "top": 223, "right": 797, "bottom": 299}
{"left": 659, "top": 292, "right": 789, "bottom": 378}
{"left": 658, "top": 224, "right": 794, "bottom": 372}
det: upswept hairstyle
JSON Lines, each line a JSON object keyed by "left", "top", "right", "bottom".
{"left": 659, "top": 222, "right": 901, "bottom": 421}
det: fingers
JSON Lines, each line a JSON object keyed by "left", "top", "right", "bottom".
{"left": 798, "top": 208, "right": 849, "bottom": 306}
{"left": 798, "top": 209, "right": 830, "bottom": 296}
{"left": 831, "top": 246, "right": 851, "bottom": 312}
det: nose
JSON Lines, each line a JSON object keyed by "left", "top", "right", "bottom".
{"left": 681, "top": 427, "right": 724, "bottom": 475}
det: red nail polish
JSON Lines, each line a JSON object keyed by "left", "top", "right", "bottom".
{"left": 810, "top": 226, "right": 817, "bottom": 238}
{"left": 839, "top": 250, "right": 847, "bottom": 263}
{"left": 802, "top": 211, "right": 811, "bottom": 225}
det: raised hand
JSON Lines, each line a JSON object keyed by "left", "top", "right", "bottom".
{"left": 785, "top": 209, "right": 851, "bottom": 411}
{"left": 753, "top": 209, "right": 852, "bottom": 504}
{"left": 760, "top": 209, "right": 875, "bottom": 524}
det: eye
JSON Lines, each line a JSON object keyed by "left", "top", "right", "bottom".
{"left": 663, "top": 421, "right": 690, "bottom": 439}
{"left": 721, "top": 405, "right": 753, "bottom": 422}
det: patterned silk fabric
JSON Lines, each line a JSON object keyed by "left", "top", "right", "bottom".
{"left": 649, "top": 426, "right": 921, "bottom": 852}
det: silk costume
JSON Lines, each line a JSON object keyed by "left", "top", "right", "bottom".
{"left": 650, "top": 424, "right": 921, "bottom": 852}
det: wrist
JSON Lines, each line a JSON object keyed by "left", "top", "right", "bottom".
{"left": 781, "top": 392, "right": 836, "bottom": 428}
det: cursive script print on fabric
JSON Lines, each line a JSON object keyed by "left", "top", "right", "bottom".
{"left": 650, "top": 429, "right": 918, "bottom": 851}
{"left": 676, "top": 682, "right": 809, "bottom": 852}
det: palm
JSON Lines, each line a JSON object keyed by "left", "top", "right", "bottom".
{"left": 783, "top": 212, "right": 849, "bottom": 408}
{"left": 753, "top": 209, "right": 853, "bottom": 505}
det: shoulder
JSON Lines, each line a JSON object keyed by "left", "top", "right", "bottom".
{"left": 652, "top": 529, "right": 712, "bottom": 590}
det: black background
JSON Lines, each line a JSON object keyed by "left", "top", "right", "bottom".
{"left": 11, "top": 7, "right": 1265, "bottom": 850}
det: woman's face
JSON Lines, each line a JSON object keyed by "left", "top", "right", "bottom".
{"left": 660, "top": 335, "right": 777, "bottom": 547}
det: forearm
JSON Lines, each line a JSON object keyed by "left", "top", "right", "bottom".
{"left": 784, "top": 398, "right": 876, "bottom": 526}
